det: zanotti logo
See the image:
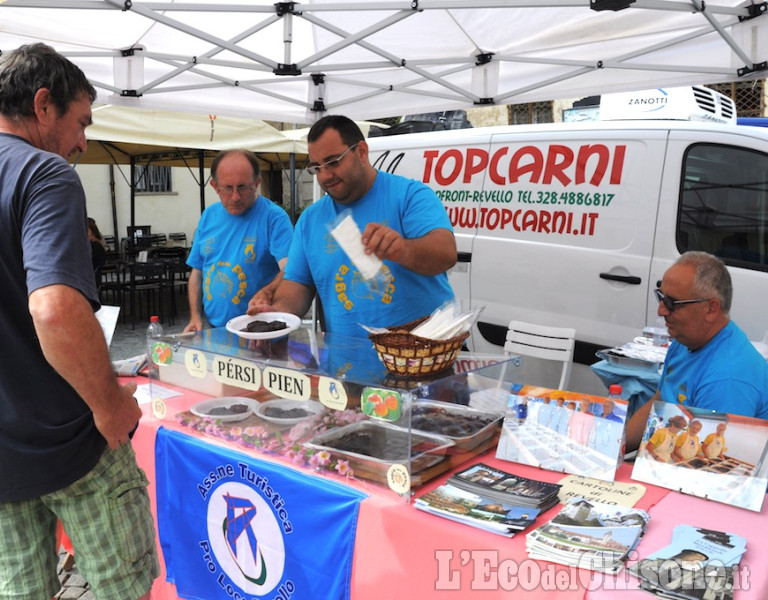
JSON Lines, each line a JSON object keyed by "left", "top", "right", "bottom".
{"left": 206, "top": 481, "right": 287, "bottom": 595}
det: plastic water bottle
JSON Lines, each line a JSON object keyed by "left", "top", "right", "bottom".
{"left": 607, "top": 384, "right": 626, "bottom": 464}
{"left": 146, "top": 315, "right": 164, "bottom": 378}
{"left": 147, "top": 315, "right": 164, "bottom": 339}
{"left": 652, "top": 315, "right": 666, "bottom": 346}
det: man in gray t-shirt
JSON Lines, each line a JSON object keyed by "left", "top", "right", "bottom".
{"left": 0, "top": 43, "right": 157, "bottom": 600}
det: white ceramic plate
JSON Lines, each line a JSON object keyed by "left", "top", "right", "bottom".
{"left": 255, "top": 399, "right": 325, "bottom": 425}
{"left": 191, "top": 397, "right": 259, "bottom": 422}
{"left": 225, "top": 312, "right": 301, "bottom": 340}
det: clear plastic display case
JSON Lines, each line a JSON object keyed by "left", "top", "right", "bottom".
{"left": 147, "top": 323, "right": 522, "bottom": 501}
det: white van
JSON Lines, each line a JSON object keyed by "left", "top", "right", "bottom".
{"left": 366, "top": 87, "right": 768, "bottom": 394}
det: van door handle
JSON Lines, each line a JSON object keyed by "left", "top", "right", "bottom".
{"left": 599, "top": 273, "right": 641, "bottom": 285}
{"left": 457, "top": 252, "right": 471, "bottom": 263}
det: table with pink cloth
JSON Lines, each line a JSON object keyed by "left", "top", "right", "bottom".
{"left": 124, "top": 379, "right": 768, "bottom": 600}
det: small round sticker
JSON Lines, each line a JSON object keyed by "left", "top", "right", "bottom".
{"left": 386, "top": 463, "right": 410, "bottom": 495}
{"left": 152, "top": 397, "right": 167, "bottom": 420}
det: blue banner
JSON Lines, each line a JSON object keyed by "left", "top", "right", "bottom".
{"left": 155, "top": 428, "right": 367, "bottom": 600}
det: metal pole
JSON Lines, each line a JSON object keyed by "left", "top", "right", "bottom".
{"left": 290, "top": 152, "right": 296, "bottom": 222}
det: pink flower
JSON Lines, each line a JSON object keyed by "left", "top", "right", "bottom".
{"left": 288, "top": 421, "right": 313, "bottom": 442}
{"left": 309, "top": 450, "right": 331, "bottom": 468}
{"left": 244, "top": 425, "right": 267, "bottom": 438}
{"left": 335, "top": 460, "right": 352, "bottom": 476}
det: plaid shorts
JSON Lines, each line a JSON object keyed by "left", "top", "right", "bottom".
{"left": 0, "top": 443, "right": 159, "bottom": 600}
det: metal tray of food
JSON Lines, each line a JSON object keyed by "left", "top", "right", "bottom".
{"left": 599, "top": 349, "right": 662, "bottom": 371}
{"left": 407, "top": 400, "right": 504, "bottom": 451}
{"left": 303, "top": 420, "right": 454, "bottom": 478}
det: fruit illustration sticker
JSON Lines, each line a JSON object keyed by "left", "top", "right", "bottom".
{"left": 361, "top": 387, "right": 401, "bottom": 422}
{"left": 150, "top": 341, "right": 173, "bottom": 366}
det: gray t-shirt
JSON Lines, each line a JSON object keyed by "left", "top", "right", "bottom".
{"left": 0, "top": 133, "right": 104, "bottom": 502}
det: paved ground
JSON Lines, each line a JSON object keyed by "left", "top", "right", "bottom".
{"left": 108, "top": 288, "right": 192, "bottom": 361}
{"left": 56, "top": 551, "right": 93, "bottom": 600}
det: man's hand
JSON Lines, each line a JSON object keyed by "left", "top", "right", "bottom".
{"left": 361, "top": 225, "right": 456, "bottom": 276}
{"left": 361, "top": 223, "right": 405, "bottom": 262}
{"left": 91, "top": 382, "right": 141, "bottom": 449}
{"left": 247, "top": 290, "right": 276, "bottom": 315}
{"left": 183, "top": 315, "right": 203, "bottom": 333}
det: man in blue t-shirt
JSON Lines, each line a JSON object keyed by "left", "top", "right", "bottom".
{"left": 248, "top": 115, "right": 456, "bottom": 338}
{"left": 627, "top": 251, "right": 768, "bottom": 452}
{"left": 184, "top": 150, "right": 293, "bottom": 330}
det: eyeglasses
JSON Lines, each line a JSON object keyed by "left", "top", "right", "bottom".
{"left": 216, "top": 183, "right": 255, "bottom": 197}
{"left": 654, "top": 288, "right": 709, "bottom": 313}
{"left": 306, "top": 143, "right": 359, "bottom": 175}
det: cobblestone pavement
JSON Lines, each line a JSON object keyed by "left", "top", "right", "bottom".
{"left": 56, "top": 552, "right": 93, "bottom": 600}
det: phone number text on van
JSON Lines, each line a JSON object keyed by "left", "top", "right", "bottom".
{"left": 435, "top": 189, "right": 615, "bottom": 207}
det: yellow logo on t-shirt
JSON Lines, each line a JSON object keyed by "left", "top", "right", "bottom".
{"left": 333, "top": 263, "right": 395, "bottom": 311}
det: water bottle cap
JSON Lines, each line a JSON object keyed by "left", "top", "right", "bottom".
{"left": 150, "top": 315, "right": 160, "bottom": 323}
{"left": 608, "top": 384, "right": 622, "bottom": 396}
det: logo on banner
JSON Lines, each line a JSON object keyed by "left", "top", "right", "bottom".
{"left": 205, "top": 481, "right": 288, "bottom": 596}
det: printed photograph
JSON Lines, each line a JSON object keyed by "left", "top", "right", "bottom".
{"left": 495, "top": 386, "right": 628, "bottom": 482}
{"left": 632, "top": 401, "right": 768, "bottom": 512}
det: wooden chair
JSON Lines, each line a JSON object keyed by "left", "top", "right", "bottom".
{"left": 149, "top": 246, "right": 190, "bottom": 297}
{"left": 169, "top": 232, "right": 188, "bottom": 247}
{"left": 127, "top": 261, "right": 175, "bottom": 329}
{"left": 504, "top": 320, "right": 576, "bottom": 391}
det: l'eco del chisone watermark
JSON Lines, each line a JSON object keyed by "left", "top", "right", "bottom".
{"left": 433, "top": 550, "right": 750, "bottom": 593}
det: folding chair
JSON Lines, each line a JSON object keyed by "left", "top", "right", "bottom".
{"left": 504, "top": 320, "right": 576, "bottom": 391}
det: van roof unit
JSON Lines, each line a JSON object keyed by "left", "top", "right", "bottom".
{"left": 599, "top": 86, "right": 737, "bottom": 125}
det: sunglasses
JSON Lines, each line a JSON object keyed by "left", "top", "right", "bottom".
{"left": 654, "top": 288, "right": 709, "bottom": 313}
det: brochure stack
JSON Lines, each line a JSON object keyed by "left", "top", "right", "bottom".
{"left": 525, "top": 497, "right": 650, "bottom": 574}
{"left": 414, "top": 462, "right": 561, "bottom": 537}
{"left": 628, "top": 525, "right": 746, "bottom": 600}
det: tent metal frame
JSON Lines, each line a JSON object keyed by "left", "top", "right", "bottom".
{"left": 1, "top": 0, "right": 765, "bottom": 122}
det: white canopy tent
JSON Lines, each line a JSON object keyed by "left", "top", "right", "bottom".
{"left": 0, "top": 1, "right": 765, "bottom": 124}
{"left": 83, "top": 104, "right": 307, "bottom": 164}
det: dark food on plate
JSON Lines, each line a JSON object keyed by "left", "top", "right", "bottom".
{"left": 243, "top": 319, "right": 288, "bottom": 333}
{"left": 411, "top": 404, "right": 495, "bottom": 438}
{"left": 263, "top": 406, "right": 311, "bottom": 419}
{"left": 328, "top": 428, "right": 441, "bottom": 461}
{"left": 207, "top": 403, "right": 250, "bottom": 416}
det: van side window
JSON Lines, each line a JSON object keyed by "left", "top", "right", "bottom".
{"left": 679, "top": 144, "right": 768, "bottom": 270}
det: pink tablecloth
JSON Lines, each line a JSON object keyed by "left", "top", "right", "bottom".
{"left": 126, "top": 379, "right": 765, "bottom": 600}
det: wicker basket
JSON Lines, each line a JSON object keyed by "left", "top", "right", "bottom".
{"left": 369, "top": 316, "right": 469, "bottom": 378}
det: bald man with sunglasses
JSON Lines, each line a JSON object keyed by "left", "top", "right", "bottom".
{"left": 626, "top": 251, "right": 768, "bottom": 452}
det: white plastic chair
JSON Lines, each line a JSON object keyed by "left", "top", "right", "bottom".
{"left": 504, "top": 320, "right": 576, "bottom": 391}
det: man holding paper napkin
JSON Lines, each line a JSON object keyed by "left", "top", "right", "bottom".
{"left": 249, "top": 115, "right": 456, "bottom": 338}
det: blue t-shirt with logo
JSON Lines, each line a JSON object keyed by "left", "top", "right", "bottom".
{"left": 187, "top": 197, "right": 293, "bottom": 326}
{"left": 659, "top": 320, "right": 768, "bottom": 419}
{"left": 284, "top": 170, "right": 455, "bottom": 338}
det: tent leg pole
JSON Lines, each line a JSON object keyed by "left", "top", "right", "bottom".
{"left": 199, "top": 150, "right": 205, "bottom": 215}
{"left": 289, "top": 152, "right": 296, "bottom": 222}
{"left": 109, "top": 164, "right": 118, "bottom": 241}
